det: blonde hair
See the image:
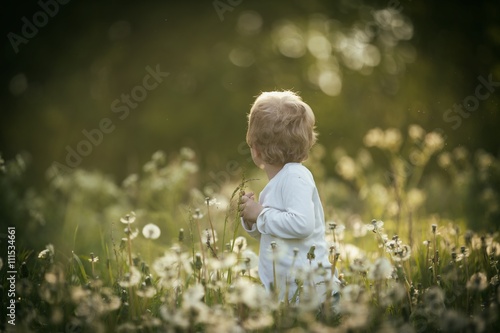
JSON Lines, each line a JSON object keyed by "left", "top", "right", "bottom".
{"left": 246, "top": 91, "right": 317, "bottom": 165}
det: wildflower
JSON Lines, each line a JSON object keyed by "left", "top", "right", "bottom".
{"left": 350, "top": 215, "right": 368, "bottom": 237}
{"left": 424, "top": 132, "right": 444, "bottom": 152}
{"left": 363, "top": 127, "right": 384, "bottom": 147}
{"left": 408, "top": 124, "right": 425, "bottom": 141}
{"left": 122, "top": 173, "right": 138, "bottom": 188}
{"left": 120, "top": 211, "right": 136, "bottom": 224}
{"left": 231, "top": 236, "right": 247, "bottom": 253}
{"left": 241, "top": 249, "right": 259, "bottom": 270}
{"left": 118, "top": 266, "right": 141, "bottom": 288}
{"left": 437, "top": 152, "right": 452, "bottom": 169}
{"left": 142, "top": 223, "right": 161, "bottom": 240}
{"left": 136, "top": 283, "right": 156, "bottom": 298}
{"left": 366, "top": 219, "right": 384, "bottom": 232}
{"left": 180, "top": 147, "right": 196, "bottom": 160}
{"left": 151, "top": 150, "right": 166, "bottom": 165}
{"left": 88, "top": 253, "right": 99, "bottom": 263}
{"left": 201, "top": 229, "right": 218, "bottom": 245}
{"left": 123, "top": 227, "right": 139, "bottom": 240}
{"left": 192, "top": 208, "right": 204, "bottom": 220}
{"left": 383, "top": 128, "right": 402, "bottom": 152}
{"left": 336, "top": 155, "right": 356, "bottom": 180}
{"left": 38, "top": 244, "right": 54, "bottom": 259}
{"left": 385, "top": 236, "right": 402, "bottom": 254}
{"left": 178, "top": 228, "right": 185, "bottom": 242}
{"left": 467, "top": 272, "right": 488, "bottom": 292}
{"left": 368, "top": 257, "right": 394, "bottom": 280}
{"left": 226, "top": 278, "right": 272, "bottom": 310}
{"left": 350, "top": 257, "right": 370, "bottom": 273}
{"left": 392, "top": 244, "right": 411, "bottom": 262}
{"left": 431, "top": 224, "right": 437, "bottom": 234}
{"left": 486, "top": 241, "right": 500, "bottom": 257}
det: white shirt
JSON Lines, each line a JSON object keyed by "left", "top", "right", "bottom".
{"left": 242, "top": 163, "right": 339, "bottom": 301}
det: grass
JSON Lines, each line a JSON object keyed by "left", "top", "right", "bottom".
{"left": 0, "top": 126, "right": 499, "bottom": 332}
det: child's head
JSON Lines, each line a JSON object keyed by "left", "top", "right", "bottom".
{"left": 246, "top": 90, "right": 317, "bottom": 165}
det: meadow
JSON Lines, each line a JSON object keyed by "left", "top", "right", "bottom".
{"left": 1, "top": 125, "right": 499, "bottom": 333}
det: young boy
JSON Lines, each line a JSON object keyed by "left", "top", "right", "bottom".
{"left": 239, "top": 90, "right": 339, "bottom": 302}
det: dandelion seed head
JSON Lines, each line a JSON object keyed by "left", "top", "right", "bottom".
{"left": 192, "top": 208, "right": 204, "bottom": 220}
{"left": 364, "top": 127, "right": 384, "bottom": 147}
{"left": 142, "top": 223, "right": 161, "bottom": 240}
{"left": 467, "top": 272, "right": 488, "bottom": 292}
{"left": 336, "top": 155, "right": 356, "bottom": 180}
{"left": 438, "top": 152, "right": 452, "bottom": 169}
{"left": 368, "top": 257, "right": 393, "bottom": 280}
{"left": 424, "top": 131, "right": 444, "bottom": 152}
{"left": 392, "top": 244, "right": 411, "bottom": 262}
{"left": 38, "top": 244, "right": 55, "bottom": 259}
{"left": 118, "top": 266, "right": 141, "bottom": 288}
{"left": 120, "top": 211, "right": 136, "bottom": 224}
{"left": 382, "top": 128, "right": 402, "bottom": 152}
{"left": 408, "top": 124, "right": 425, "bottom": 141}
{"left": 88, "top": 253, "right": 99, "bottom": 263}
{"left": 231, "top": 236, "right": 247, "bottom": 253}
{"left": 123, "top": 227, "right": 139, "bottom": 240}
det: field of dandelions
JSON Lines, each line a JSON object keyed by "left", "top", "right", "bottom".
{"left": 1, "top": 125, "right": 499, "bottom": 333}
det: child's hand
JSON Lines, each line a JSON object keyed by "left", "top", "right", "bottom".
{"left": 239, "top": 192, "right": 263, "bottom": 225}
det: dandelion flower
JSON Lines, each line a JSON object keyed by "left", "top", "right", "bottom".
{"left": 142, "top": 223, "right": 161, "bottom": 240}
{"left": 467, "top": 272, "right": 488, "bottom": 292}
{"left": 123, "top": 227, "right": 139, "bottom": 240}
{"left": 383, "top": 128, "right": 402, "bottom": 152}
{"left": 38, "top": 244, "right": 55, "bottom": 259}
{"left": 192, "top": 208, "right": 204, "bottom": 220}
{"left": 391, "top": 244, "right": 411, "bottom": 262}
{"left": 368, "top": 257, "right": 393, "bottom": 280}
{"left": 437, "top": 152, "right": 452, "bottom": 169}
{"left": 120, "top": 212, "right": 136, "bottom": 224}
{"left": 136, "top": 284, "right": 157, "bottom": 298}
{"left": 366, "top": 219, "right": 384, "bottom": 232}
{"left": 231, "top": 236, "right": 247, "bottom": 253}
{"left": 336, "top": 155, "right": 356, "bottom": 180}
{"left": 88, "top": 253, "right": 99, "bottom": 263}
{"left": 118, "top": 266, "right": 141, "bottom": 288}
{"left": 180, "top": 147, "right": 196, "bottom": 160}
{"left": 363, "top": 127, "right": 384, "bottom": 147}
{"left": 408, "top": 124, "right": 425, "bottom": 141}
{"left": 350, "top": 257, "right": 370, "bottom": 273}
{"left": 424, "top": 132, "right": 444, "bottom": 152}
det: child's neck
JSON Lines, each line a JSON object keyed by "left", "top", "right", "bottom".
{"left": 263, "top": 163, "right": 285, "bottom": 180}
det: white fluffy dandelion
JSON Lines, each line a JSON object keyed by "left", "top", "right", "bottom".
{"left": 142, "top": 223, "right": 161, "bottom": 240}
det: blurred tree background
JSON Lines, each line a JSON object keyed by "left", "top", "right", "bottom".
{"left": 1, "top": 0, "right": 499, "bottom": 251}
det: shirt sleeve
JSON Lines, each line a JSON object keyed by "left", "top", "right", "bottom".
{"left": 241, "top": 217, "right": 261, "bottom": 240}
{"left": 256, "top": 173, "right": 315, "bottom": 239}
